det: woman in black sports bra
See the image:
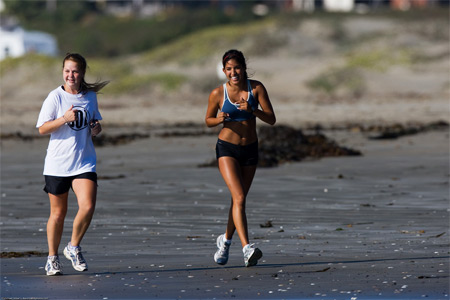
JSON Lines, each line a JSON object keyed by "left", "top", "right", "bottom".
{"left": 205, "top": 49, "right": 276, "bottom": 267}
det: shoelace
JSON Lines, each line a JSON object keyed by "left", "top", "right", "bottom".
{"left": 218, "top": 243, "right": 230, "bottom": 256}
{"left": 244, "top": 243, "right": 255, "bottom": 255}
{"left": 74, "top": 249, "right": 86, "bottom": 264}
{"left": 50, "top": 258, "right": 61, "bottom": 270}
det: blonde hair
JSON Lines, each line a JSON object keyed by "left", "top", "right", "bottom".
{"left": 63, "top": 53, "right": 109, "bottom": 94}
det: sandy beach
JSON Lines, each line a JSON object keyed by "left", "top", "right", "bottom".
{"left": 1, "top": 10, "right": 449, "bottom": 300}
{"left": 1, "top": 125, "right": 449, "bottom": 299}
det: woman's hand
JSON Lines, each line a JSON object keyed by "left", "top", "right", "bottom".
{"left": 206, "top": 87, "right": 229, "bottom": 127}
{"left": 39, "top": 105, "right": 78, "bottom": 135}
{"left": 63, "top": 105, "right": 78, "bottom": 123}
{"left": 236, "top": 97, "right": 252, "bottom": 113}
{"left": 217, "top": 112, "right": 230, "bottom": 123}
{"left": 90, "top": 120, "right": 102, "bottom": 137}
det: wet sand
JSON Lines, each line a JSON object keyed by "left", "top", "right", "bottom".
{"left": 0, "top": 128, "right": 449, "bottom": 299}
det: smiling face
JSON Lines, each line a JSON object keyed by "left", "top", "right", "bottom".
{"left": 63, "top": 59, "right": 83, "bottom": 93}
{"left": 223, "top": 59, "right": 245, "bottom": 85}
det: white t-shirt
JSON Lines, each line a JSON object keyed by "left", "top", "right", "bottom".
{"left": 36, "top": 86, "right": 102, "bottom": 176}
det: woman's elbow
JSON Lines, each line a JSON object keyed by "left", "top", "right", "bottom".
{"left": 268, "top": 115, "right": 276, "bottom": 126}
{"left": 205, "top": 118, "right": 215, "bottom": 128}
{"left": 38, "top": 126, "right": 50, "bottom": 135}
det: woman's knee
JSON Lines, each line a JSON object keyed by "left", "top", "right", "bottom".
{"left": 78, "top": 203, "right": 96, "bottom": 215}
{"left": 232, "top": 195, "right": 246, "bottom": 209}
{"left": 49, "top": 211, "right": 66, "bottom": 224}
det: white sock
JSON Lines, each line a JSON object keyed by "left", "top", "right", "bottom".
{"left": 68, "top": 242, "right": 79, "bottom": 250}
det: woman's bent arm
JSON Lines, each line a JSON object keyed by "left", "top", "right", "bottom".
{"left": 39, "top": 105, "right": 78, "bottom": 135}
{"left": 205, "top": 88, "right": 228, "bottom": 127}
{"left": 254, "top": 82, "right": 276, "bottom": 125}
{"left": 38, "top": 117, "right": 67, "bottom": 135}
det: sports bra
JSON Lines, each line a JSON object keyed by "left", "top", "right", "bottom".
{"left": 221, "top": 80, "right": 258, "bottom": 122}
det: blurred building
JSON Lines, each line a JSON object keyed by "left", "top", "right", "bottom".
{"left": 390, "top": 0, "right": 430, "bottom": 10}
{"left": 287, "top": 0, "right": 445, "bottom": 12}
{"left": 83, "top": 0, "right": 450, "bottom": 16}
{"left": 3, "top": 0, "right": 445, "bottom": 19}
{"left": 0, "top": 25, "right": 58, "bottom": 60}
{"left": 91, "top": 0, "right": 166, "bottom": 18}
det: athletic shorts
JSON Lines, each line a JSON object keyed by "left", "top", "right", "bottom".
{"left": 43, "top": 172, "right": 97, "bottom": 195}
{"left": 215, "top": 139, "right": 258, "bottom": 166}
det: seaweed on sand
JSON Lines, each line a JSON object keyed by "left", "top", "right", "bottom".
{"left": 199, "top": 125, "right": 361, "bottom": 168}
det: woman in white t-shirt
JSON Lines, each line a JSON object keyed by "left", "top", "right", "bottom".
{"left": 37, "top": 53, "right": 108, "bottom": 276}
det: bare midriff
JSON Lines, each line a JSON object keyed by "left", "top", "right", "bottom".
{"left": 218, "top": 118, "right": 257, "bottom": 145}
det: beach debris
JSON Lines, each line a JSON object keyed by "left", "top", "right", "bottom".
{"left": 199, "top": 125, "right": 361, "bottom": 168}
{"left": 157, "top": 129, "right": 216, "bottom": 138}
{"left": 360, "top": 203, "right": 376, "bottom": 207}
{"left": 1, "top": 251, "right": 46, "bottom": 258}
{"left": 93, "top": 133, "right": 150, "bottom": 146}
{"left": 98, "top": 174, "right": 126, "bottom": 180}
{"left": 315, "top": 267, "right": 331, "bottom": 273}
{"left": 260, "top": 221, "right": 273, "bottom": 228}
{"left": 400, "top": 230, "right": 425, "bottom": 235}
{"left": 430, "top": 232, "right": 446, "bottom": 238}
{"left": 257, "top": 125, "right": 362, "bottom": 167}
{"left": 0, "top": 131, "right": 36, "bottom": 141}
{"left": 367, "top": 121, "right": 448, "bottom": 140}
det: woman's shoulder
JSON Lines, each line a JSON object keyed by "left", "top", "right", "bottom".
{"left": 249, "top": 79, "right": 263, "bottom": 87}
{"left": 248, "top": 79, "right": 266, "bottom": 93}
{"left": 48, "top": 85, "right": 64, "bottom": 95}
{"left": 45, "top": 86, "right": 64, "bottom": 101}
{"left": 210, "top": 84, "right": 224, "bottom": 98}
{"left": 84, "top": 90, "right": 98, "bottom": 97}
{"left": 78, "top": 90, "right": 98, "bottom": 102}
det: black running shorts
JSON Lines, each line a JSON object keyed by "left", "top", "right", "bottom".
{"left": 215, "top": 139, "right": 258, "bottom": 166}
{"left": 43, "top": 172, "right": 97, "bottom": 195}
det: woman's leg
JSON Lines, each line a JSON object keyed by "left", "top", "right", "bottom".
{"left": 224, "top": 164, "right": 257, "bottom": 240}
{"left": 70, "top": 178, "right": 97, "bottom": 246}
{"left": 47, "top": 192, "right": 69, "bottom": 256}
{"left": 219, "top": 157, "right": 257, "bottom": 247}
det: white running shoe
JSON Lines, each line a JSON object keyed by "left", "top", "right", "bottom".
{"left": 214, "top": 234, "right": 231, "bottom": 265}
{"left": 45, "top": 256, "right": 63, "bottom": 276}
{"left": 64, "top": 244, "right": 88, "bottom": 272}
{"left": 243, "top": 244, "right": 262, "bottom": 267}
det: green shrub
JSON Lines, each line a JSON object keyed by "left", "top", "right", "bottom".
{"left": 306, "top": 66, "right": 365, "bottom": 98}
{"left": 0, "top": 54, "right": 58, "bottom": 74}
{"left": 104, "top": 72, "right": 186, "bottom": 94}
